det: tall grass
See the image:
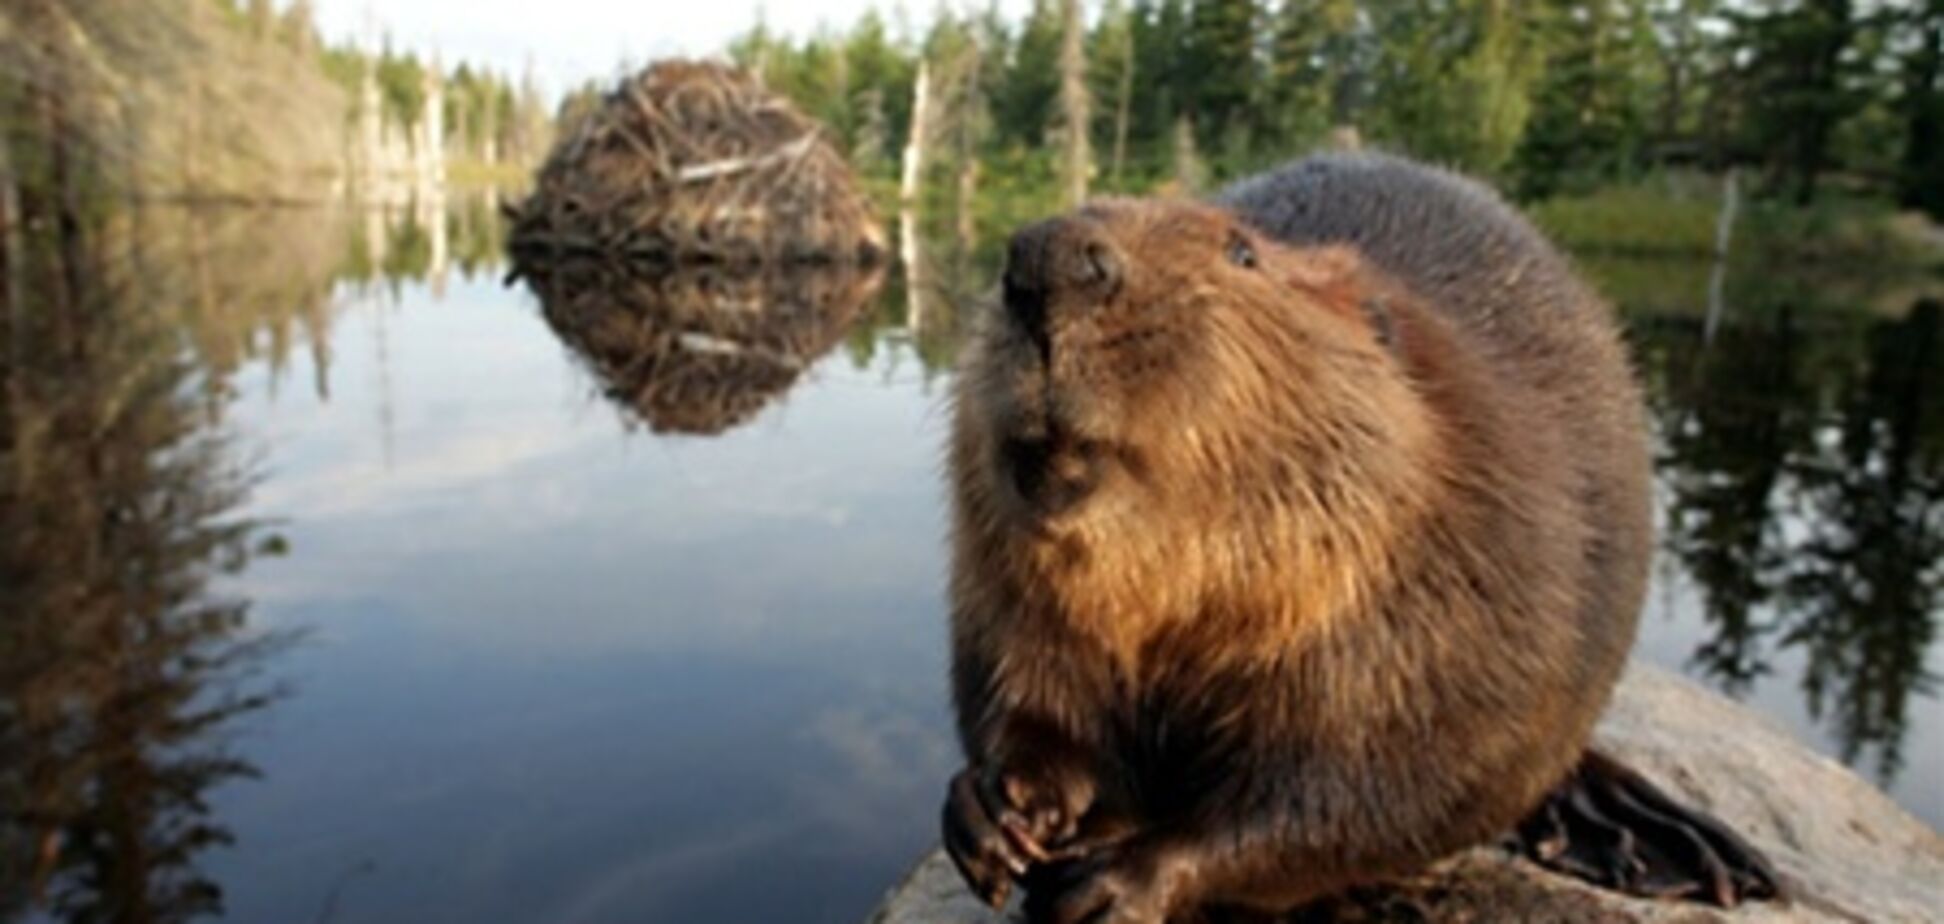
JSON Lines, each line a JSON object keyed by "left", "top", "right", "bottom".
{"left": 1531, "top": 173, "right": 1941, "bottom": 269}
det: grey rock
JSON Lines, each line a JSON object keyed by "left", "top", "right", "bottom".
{"left": 865, "top": 665, "right": 1944, "bottom": 924}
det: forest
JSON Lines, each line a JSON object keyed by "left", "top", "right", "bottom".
{"left": 717, "top": 0, "right": 1942, "bottom": 223}
{"left": 2, "top": 1, "right": 1940, "bottom": 261}
{"left": 0, "top": 0, "right": 550, "bottom": 204}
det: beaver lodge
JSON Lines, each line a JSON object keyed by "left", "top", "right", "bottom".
{"left": 506, "top": 60, "right": 885, "bottom": 270}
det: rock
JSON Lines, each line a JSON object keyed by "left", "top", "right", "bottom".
{"left": 864, "top": 665, "right": 1944, "bottom": 924}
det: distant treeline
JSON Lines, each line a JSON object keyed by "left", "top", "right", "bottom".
{"left": 721, "top": 0, "right": 1943, "bottom": 213}
{"left": 0, "top": 0, "right": 550, "bottom": 204}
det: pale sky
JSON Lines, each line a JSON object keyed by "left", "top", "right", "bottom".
{"left": 311, "top": 1, "right": 1032, "bottom": 99}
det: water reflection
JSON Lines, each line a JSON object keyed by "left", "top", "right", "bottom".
{"left": 1635, "top": 291, "right": 1942, "bottom": 784}
{"left": 522, "top": 261, "right": 884, "bottom": 435}
{"left": 341, "top": 191, "right": 512, "bottom": 295}
{"left": 1, "top": 211, "right": 292, "bottom": 920}
{"left": 2, "top": 196, "right": 1938, "bottom": 922}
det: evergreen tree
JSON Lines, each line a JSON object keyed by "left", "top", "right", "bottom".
{"left": 1268, "top": 0, "right": 1363, "bottom": 146}
{"left": 1899, "top": 0, "right": 1943, "bottom": 214}
{"left": 1734, "top": 0, "right": 1865, "bottom": 204}
{"left": 1650, "top": 0, "right": 1725, "bottom": 150}
{"left": 1091, "top": 0, "right": 1137, "bottom": 183}
{"left": 1367, "top": 0, "right": 1543, "bottom": 177}
{"left": 998, "top": 0, "right": 1062, "bottom": 146}
{"left": 1125, "top": 0, "right": 1188, "bottom": 174}
{"left": 1182, "top": 0, "right": 1263, "bottom": 155}
{"left": 844, "top": 11, "right": 917, "bottom": 164}
{"left": 1516, "top": 0, "right": 1660, "bottom": 196}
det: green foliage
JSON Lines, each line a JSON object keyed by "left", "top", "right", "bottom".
{"left": 998, "top": 0, "right": 1063, "bottom": 147}
{"left": 844, "top": 10, "right": 918, "bottom": 164}
{"left": 1268, "top": 0, "right": 1360, "bottom": 145}
{"left": 1897, "top": 1, "right": 1944, "bottom": 214}
{"left": 1514, "top": 0, "right": 1661, "bottom": 197}
{"left": 1741, "top": 195, "right": 1941, "bottom": 268}
{"left": 731, "top": 0, "right": 1942, "bottom": 228}
{"left": 1182, "top": 0, "right": 1262, "bottom": 154}
{"left": 1531, "top": 173, "right": 1939, "bottom": 268}
{"left": 1729, "top": 0, "right": 1868, "bottom": 204}
{"left": 376, "top": 45, "right": 428, "bottom": 129}
{"left": 37, "top": 0, "right": 1933, "bottom": 217}
{"left": 1359, "top": 0, "right": 1545, "bottom": 177}
{"left": 1529, "top": 177, "right": 1727, "bottom": 255}
{"left": 1090, "top": 0, "right": 1136, "bottom": 178}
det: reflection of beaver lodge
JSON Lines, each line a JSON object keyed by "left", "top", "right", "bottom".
{"left": 524, "top": 260, "right": 883, "bottom": 435}
{"left": 505, "top": 60, "right": 885, "bottom": 267}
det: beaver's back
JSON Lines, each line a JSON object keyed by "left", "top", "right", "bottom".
{"left": 1217, "top": 151, "right": 1653, "bottom": 711}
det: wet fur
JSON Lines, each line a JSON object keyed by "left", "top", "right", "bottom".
{"left": 946, "top": 152, "right": 1652, "bottom": 915}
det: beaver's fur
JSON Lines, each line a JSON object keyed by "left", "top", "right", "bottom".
{"left": 942, "top": 152, "right": 1662, "bottom": 921}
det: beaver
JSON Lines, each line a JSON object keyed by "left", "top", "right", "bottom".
{"left": 940, "top": 151, "right": 1781, "bottom": 923}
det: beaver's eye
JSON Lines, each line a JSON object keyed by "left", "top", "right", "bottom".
{"left": 1225, "top": 233, "right": 1257, "bottom": 270}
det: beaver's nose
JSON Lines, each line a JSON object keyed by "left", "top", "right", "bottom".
{"left": 1002, "top": 217, "right": 1123, "bottom": 344}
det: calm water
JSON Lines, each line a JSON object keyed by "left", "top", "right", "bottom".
{"left": 2, "top": 200, "right": 1938, "bottom": 924}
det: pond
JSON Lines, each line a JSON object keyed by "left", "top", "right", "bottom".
{"left": 2, "top": 198, "right": 1938, "bottom": 924}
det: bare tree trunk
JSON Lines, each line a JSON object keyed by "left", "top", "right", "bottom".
{"left": 1058, "top": 0, "right": 1092, "bottom": 207}
{"left": 951, "top": 36, "right": 987, "bottom": 252}
{"left": 1111, "top": 40, "right": 1133, "bottom": 187}
{"left": 956, "top": 159, "right": 979, "bottom": 250}
{"left": 901, "top": 59, "right": 933, "bottom": 209}
{"left": 1172, "top": 116, "right": 1206, "bottom": 192}
{"left": 902, "top": 207, "right": 930, "bottom": 337}
{"left": 1705, "top": 167, "right": 1739, "bottom": 345}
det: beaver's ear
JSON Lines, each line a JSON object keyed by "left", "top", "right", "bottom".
{"left": 1283, "top": 244, "right": 1363, "bottom": 294}
{"left": 1286, "top": 245, "right": 1398, "bottom": 350}
{"left": 1283, "top": 248, "right": 1376, "bottom": 334}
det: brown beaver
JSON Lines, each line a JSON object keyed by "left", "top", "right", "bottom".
{"left": 940, "top": 152, "right": 1781, "bottom": 923}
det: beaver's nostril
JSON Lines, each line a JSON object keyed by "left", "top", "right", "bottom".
{"left": 1075, "top": 240, "right": 1121, "bottom": 293}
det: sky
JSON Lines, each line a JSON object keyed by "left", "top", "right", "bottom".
{"left": 311, "top": 1, "right": 1032, "bottom": 99}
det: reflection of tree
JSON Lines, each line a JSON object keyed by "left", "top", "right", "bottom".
{"left": 337, "top": 193, "right": 508, "bottom": 291}
{"left": 446, "top": 191, "right": 509, "bottom": 280}
{"left": 1649, "top": 308, "right": 1815, "bottom": 693}
{"left": 1777, "top": 301, "right": 1943, "bottom": 780}
{"left": 1, "top": 208, "right": 285, "bottom": 920}
{"left": 1642, "top": 299, "right": 1943, "bottom": 785}
{"left": 844, "top": 228, "right": 979, "bottom": 377}
{"left": 522, "top": 260, "right": 883, "bottom": 435}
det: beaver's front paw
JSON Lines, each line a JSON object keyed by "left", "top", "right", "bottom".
{"left": 943, "top": 762, "right": 1097, "bottom": 906}
{"left": 1023, "top": 840, "right": 1197, "bottom": 924}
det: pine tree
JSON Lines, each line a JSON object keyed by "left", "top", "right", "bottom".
{"left": 1125, "top": 0, "right": 1188, "bottom": 176}
{"left": 1268, "top": 0, "right": 1362, "bottom": 147}
{"left": 1367, "top": 0, "right": 1543, "bottom": 177}
{"left": 1091, "top": 0, "right": 1137, "bottom": 184}
{"left": 998, "top": 0, "right": 1062, "bottom": 146}
{"left": 845, "top": 11, "right": 917, "bottom": 167}
{"left": 1734, "top": 0, "right": 1864, "bottom": 204}
{"left": 1516, "top": 0, "right": 1659, "bottom": 196}
{"left": 1057, "top": 0, "right": 1092, "bottom": 205}
{"left": 1898, "top": 0, "right": 1943, "bottom": 214}
{"left": 1182, "top": 0, "right": 1262, "bottom": 156}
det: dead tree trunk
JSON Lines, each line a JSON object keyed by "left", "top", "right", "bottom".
{"left": 1111, "top": 46, "right": 1133, "bottom": 186}
{"left": 1057, "top": 0, "right": 1092, "bottom": 207}
{"left": 900, "top": 59, "right": 933, "bottom": 209}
